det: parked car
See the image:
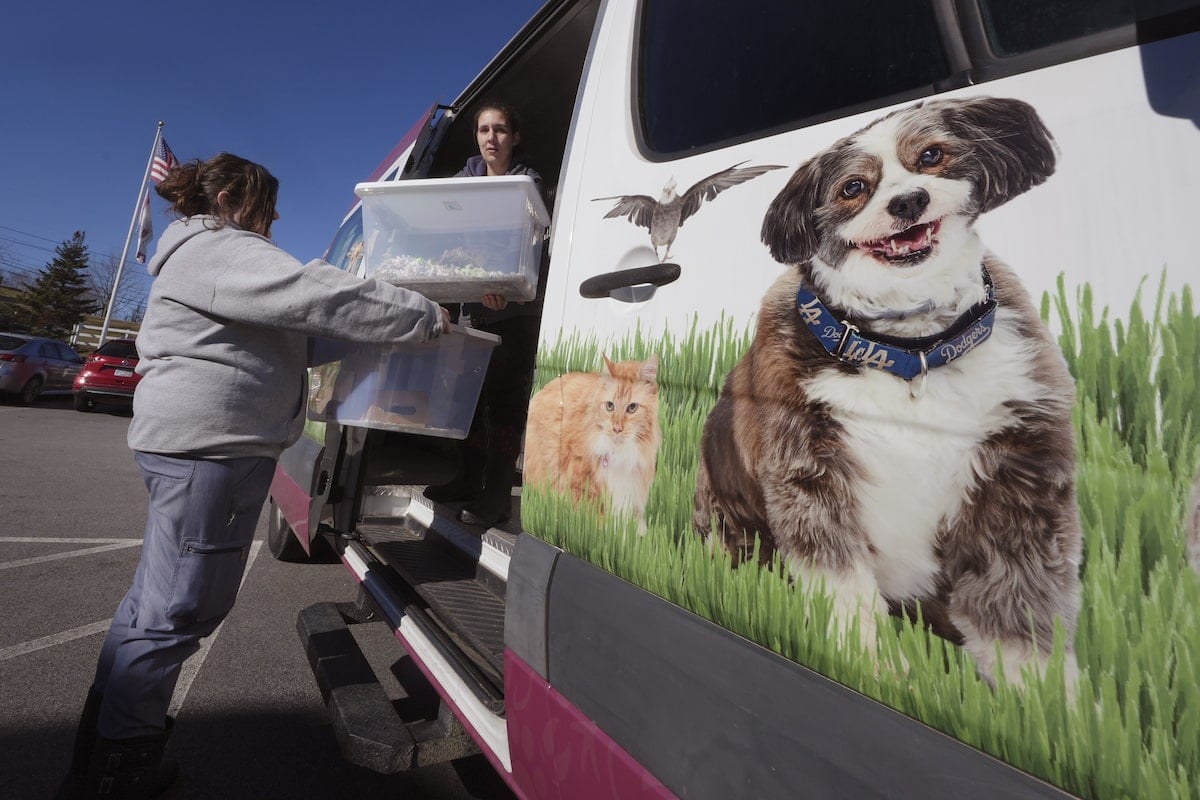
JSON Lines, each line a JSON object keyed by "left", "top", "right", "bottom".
{"left": 0, "top": 332, "right": 86, "bottom": 405}
{"left": 72, "top": 338, "right": 141, "bottom": 412}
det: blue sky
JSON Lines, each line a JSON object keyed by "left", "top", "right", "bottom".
{"left": 0, "top": 0, "right": 545, "bottom": 318}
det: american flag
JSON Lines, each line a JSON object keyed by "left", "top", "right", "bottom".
{"left": 149, "top": 136, "right": 178, "bottom": 184}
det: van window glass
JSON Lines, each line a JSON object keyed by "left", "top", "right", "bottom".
{"left": 638, "top": 0, "right": 951, "bottom": 154}
{"left": 324, "top": 207, "right": 365, "bottom": 275}
{"left": 980, "top": 0, "right": 1198, "bottom": 55}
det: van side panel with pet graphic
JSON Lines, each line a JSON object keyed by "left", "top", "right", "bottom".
{"left": 273, "top": 2, "right": 1200, "bottom": 798}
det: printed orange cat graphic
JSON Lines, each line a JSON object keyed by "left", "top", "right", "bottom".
{"left": 524, "top": 355, "right": 661, "bottom": 531}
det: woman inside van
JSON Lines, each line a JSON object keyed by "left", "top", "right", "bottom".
{"left": 424, "top": 101, "right": 548, "bottom": 528}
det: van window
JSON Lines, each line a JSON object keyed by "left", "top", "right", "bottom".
{"left": 980, "top": 0, "right": 1198, "bottom": 55}
{"left": 637, "top": 0, "right": 951, "bottom": 155}
{"left": 323, "top": 207, "right": 365, "bottom": 275}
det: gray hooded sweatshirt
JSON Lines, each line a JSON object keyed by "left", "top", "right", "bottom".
{"left": 128, "top": 215, "right": 443, "bottom": 459}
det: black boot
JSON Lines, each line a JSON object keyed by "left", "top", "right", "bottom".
{"left": 457, "top": 490, "right": 513, "bottom": 527}
{"left": 457, "top": 423, "right": 521, "bottom": 528}
{"left": 53, "top": 687, "right": 105, "bottom": 800}
{"left": 423, "top": 470, "right": 483, "bottom": 503}
{"left": 424, "top": 424, "right": 487, "bottom": 504}
{"left": 84, "top": 730, "right": 178, "bottom": 799}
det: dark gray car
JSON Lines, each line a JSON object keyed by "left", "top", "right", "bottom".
{"left": 0, "top": 333, "right": 86, "bottom": 404}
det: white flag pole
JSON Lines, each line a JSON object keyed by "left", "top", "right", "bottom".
{"left": 99, "top": 121, "right": 163, "bottom": 346}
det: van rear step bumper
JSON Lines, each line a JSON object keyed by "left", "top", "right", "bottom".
{"left": 297, "top": 600, "right": 480, "bottom": 773}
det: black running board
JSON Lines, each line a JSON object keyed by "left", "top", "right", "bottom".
{"left": 315, "top": 539, "right": 514, "bottom": 770}
{"left": 297, "top": 600, "right": 481, "bottom": 772}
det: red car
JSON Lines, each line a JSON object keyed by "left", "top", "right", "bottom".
{"left": 73, "top": 338, "right": 141, "bottom": 412}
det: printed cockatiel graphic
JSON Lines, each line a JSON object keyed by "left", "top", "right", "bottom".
{"left": 594, "top": 161, "right": 784, "bottom": 261}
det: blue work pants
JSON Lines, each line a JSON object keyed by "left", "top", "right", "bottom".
{"left": 92, "top": 452, "right": 275, "bottom": 739}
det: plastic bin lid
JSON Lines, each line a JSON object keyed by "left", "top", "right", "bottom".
{"left": 354, "top": 175, "right": 550, "bottom": 227}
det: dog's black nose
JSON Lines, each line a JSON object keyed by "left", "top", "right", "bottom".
{"left": 887, "top": 189, "right": 930, "bottom": 222}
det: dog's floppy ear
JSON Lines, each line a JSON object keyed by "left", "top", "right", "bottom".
{"left": 941, "top": 97, "right": 1057, "bottom": 214}
{"left": 761, "top": 157, "right": 824, "bottom": 265}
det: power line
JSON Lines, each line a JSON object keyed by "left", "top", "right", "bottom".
{"left": 0, "top": 223, "right": 65, "bottom": 245}
{"left": 0, "top": 235, "right": 65, "bottom": 259}
{"left": 0, "top": 251, "right": 150, "bottom": 317}
{"left": 0, "top": 228, "right": 144, "bottom": 258}
{"left": 0, "top": 216, "right": 170, "bottom": 263}
{"left": 0, "top": 232, "right": 157, "bottom": 276}
{"left": 0, "top": 220, "right": 155, "bottom": 319}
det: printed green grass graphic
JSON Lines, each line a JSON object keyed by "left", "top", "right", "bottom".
{"left": 525, "top": 273, "right": 1200, "bottom": 800}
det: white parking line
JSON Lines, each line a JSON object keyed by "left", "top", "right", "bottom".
{"left": 0, "top": 620, "right": 113, "bottom": 662}
{"left": 0, "top": 541, "right": 143, "bottom": 571}
{"left": 0, "top": 537, "right": 143, "bottom": 662}
{"left": 0, "top": 537, "right": 142, "bottom": 544}
{"left": 0, "top": 536, "right": 263, "bottom": 724}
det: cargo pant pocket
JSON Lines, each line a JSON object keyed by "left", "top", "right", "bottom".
{"left": 164, "top": 538, "right": 249, "bottom": 627}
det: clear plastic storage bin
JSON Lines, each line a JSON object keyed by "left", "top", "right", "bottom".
{"left": 307, "top": 325, "right": 500, "bottom": 438}
{"left": 355, "top": 175, "right": 550, "bottom": 302}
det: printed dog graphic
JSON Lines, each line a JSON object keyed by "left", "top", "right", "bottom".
{"left": 694, "top": 97, "right": 1083, "bottom": 686}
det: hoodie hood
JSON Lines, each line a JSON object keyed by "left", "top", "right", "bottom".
{"left": 147, "top": 216, "right": 230, "bottom": 276}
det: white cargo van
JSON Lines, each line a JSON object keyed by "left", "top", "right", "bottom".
{"left": 272, "top": 2, "right": 1200, "bottom": 798}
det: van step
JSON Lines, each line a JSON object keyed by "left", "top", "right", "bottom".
{"left": 296, "top": 601, "right": 480, "bottom": 773}
{"left": 357, "top": 520, "right": 506, "bottom": 686}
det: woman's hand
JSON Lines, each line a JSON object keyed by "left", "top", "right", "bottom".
{"left": 481, "top": 293, "right": 508, "bottom": 311}
{"left": 439, "top": 306, "right": 452, "bottom": 333}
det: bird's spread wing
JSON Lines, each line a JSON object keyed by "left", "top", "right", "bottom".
{"left": 676, "top": 162, "right": 786, "bottom": 227}
{"left": 593, "top": 194, "right": 657, "bottom": 231}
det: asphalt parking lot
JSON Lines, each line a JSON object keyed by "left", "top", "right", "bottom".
{"left": 0, "top": 396, "right": 515, "bottom": 800}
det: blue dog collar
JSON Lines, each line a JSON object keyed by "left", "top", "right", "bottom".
{"left": 794, "top": 270, "right": 997, "bottom": 384}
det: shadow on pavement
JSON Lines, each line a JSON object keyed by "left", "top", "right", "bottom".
{"left": 0, "top": 709, "right": 516, "bottom": 800}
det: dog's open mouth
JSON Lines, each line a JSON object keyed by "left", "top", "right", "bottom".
{"left": 858, "top": 220, "right": 940, "bottom": 264}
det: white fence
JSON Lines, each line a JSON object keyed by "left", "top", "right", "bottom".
{"left": 71, "top": 316, "right": 141, "bottom": 351}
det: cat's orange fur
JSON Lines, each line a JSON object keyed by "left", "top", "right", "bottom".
{"left": 524, "top": 355, "right": 661, "bottom": 529}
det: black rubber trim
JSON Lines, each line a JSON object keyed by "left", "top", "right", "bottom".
{"left": 545, "top": 551, "right": 1077, "bottom": 800}
{"left": 504, "top": 533, "right": 561, "bottom": 679}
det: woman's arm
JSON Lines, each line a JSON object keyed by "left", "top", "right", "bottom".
{"left": 208, "top": 235, "right": 447, "bottom": 344}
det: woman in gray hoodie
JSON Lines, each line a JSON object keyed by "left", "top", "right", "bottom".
{"left": 57, "top": 152, "right": 448, "bottom": 800}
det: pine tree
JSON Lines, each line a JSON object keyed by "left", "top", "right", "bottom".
{"left": 24, "top": 231, "right": 100, "bottom": 340}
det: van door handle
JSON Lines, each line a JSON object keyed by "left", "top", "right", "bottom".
{"left": 578, "top": 263, "right": 681, "bottom": 303}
